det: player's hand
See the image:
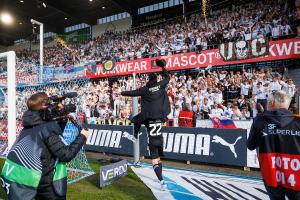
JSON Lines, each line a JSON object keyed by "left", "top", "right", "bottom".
{"left": 156, "top": 59, "right": 166, "bottom": 68}
{"left": 257, "top": 103, "right": 264, "bottom": 113}
{"left": 81, "top": 129, "right": 90, "bottom": 139}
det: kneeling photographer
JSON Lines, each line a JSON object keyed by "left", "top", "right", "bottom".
{"left": 1, "top": 92, "right": 90, "bottom": 200}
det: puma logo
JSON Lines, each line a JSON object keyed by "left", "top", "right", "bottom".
{"left": 122, "top": 132, "right": 142, "bottom": 143}
{"left": 212, "top": 136, "right": 242, "bottom": 158}
{"left": 122, "top": 132, "right": 136, "bottom": 143}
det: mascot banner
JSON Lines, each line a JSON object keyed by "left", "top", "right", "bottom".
{"left": 85, "top": 38, "right": 300, "bottom": 78}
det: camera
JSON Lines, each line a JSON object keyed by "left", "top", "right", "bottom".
{"left": 40, "top": 92, "right": 77, "bottom": 121}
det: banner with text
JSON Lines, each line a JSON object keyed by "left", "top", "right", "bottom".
{"left": 43, "top": 66, "right": 85, "bottom": 82}
{"left": 85, "top": 125, "right": 248, "bottom": 167}
{"left": 99, "top": 159, "right": 128, "bottom": 188}
{"left": 85, "top": 38, "right": 300, "bottom": 78}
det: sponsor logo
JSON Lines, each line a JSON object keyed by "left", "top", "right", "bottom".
{"left": 86, "top": 127, "right": 245, "bottom": 161}
{"left": 101, "top": 163, "right": 127, "bottom": 181}
{"left": 263, "top": 131, "right": 268, "bottom": 136}
{"left": 268, "top": 124, "right": 276, "bottom": 130}
{"left": 149, "top": 85, "right": 160, "bottom": 92}
{"left": 103, "top": 60, "right": 115, "bottom": 72}
{"left": 87, "top": 118, "right": 132, "bottom": 126}
{"left": 266, "top": 129, "right": 300, "bottom": 137}
{"left": 86, "top": 129, "right": 123, "bottom": 148}
{"left": 100, "top": 160, "right": 128, "bottom": 187}
{"left": 122, "top": 132, "right": 136, "bottom": 143}
{"left": 212, "top": 136, "right": 242, "bottom": 158}
{"left": 132, "top": 164, "right": 268, "bottom": 200}
{"left": 163, "top": 133, "right": 211, "bottom": 156}
{"left": 86, "top": 129, "right": 138, "bottom": 147}
{"left": 3, "top": 162, "right": 14, "bottom": 176}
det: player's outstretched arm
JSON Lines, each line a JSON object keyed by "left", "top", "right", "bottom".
{"left": 121, "top": 88, "right": 145, "bottom": 97}
{"left": 156, "top": 59, "right": 170, "bottom": 87}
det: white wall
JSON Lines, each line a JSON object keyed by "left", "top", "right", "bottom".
{"left": 92, "top": 17, "right": 132, "bottom": 38}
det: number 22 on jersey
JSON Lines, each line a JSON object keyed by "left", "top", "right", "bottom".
{"left": 149, "top": 123, "right": 162, "bottom": 136}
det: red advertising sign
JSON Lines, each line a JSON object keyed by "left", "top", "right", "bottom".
{"left": 85, "top": 38, "right": 300, "bottom": 78}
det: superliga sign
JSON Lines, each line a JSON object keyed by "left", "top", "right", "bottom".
{"left": 85, "top": 38, "right": 300, "bottom": 78}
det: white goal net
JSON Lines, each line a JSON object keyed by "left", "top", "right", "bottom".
{"left": 0, "top": 51, "right": 94, "bottom": 184}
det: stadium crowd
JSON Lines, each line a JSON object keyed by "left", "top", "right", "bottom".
{"left": 16, "top": 0, "right": 296, "bottom": 67}
{"left": 1, "top": 66, "right": 293, "bottom": 127}
{"left": 0, "top": 0, "right": 297, "bottom": 127}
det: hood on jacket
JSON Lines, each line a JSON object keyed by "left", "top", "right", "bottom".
{"left": 263, "top": 108, "right": 294, "bottom": 128}
{"left": 22, "top": 110, "right": 45, "bottom": 128}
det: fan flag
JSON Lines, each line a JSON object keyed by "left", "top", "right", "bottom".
{"left": 64, "top": 65, "right": 74, "bottom": 73}
{"left": 211, "top": 116, "right": 236, "bottom": 129}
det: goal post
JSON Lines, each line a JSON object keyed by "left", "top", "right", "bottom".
{"left": 0, "top": 51, "right": 16, "bottom": 150}
{"left": 132, "top": 72, "right": 140, "bottom": 164}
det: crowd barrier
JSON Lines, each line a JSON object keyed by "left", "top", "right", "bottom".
{"left": 88, "top": 117, "right": 259, "bottom": 168}
{"left": 84, "top": 121, "right": 260, "bottom": 168}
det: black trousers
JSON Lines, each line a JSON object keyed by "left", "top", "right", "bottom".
{"left": 36, "top": 188, "right": 66, "bottom": 200}
{"left": 265, "top": 185, "right": 300, "bottom": 200}
{"left": 36, "top": 175, "right": 66, "bottom": 200}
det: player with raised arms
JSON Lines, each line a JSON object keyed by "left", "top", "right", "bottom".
{"left": 121, "top": 59, "right": 171, "bottom": 190}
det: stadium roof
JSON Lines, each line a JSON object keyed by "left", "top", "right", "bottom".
{"left": 0, "top": 0, "right": 164, "bottom": 46}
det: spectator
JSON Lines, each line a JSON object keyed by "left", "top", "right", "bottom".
{"left": 178, "top": 103, "right": 195, "bottom": 127}
{"left": 253, "top": 82, "right": 268, "bottom": 113}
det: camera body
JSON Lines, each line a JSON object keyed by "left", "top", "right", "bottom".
{"left": 40, "top": 93, "right": 77, "bottom": 122}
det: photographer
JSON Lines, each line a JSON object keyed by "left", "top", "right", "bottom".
{"left": 1, "top": 92, "right": 90, "bottom": 200}
{"left": 247, "top": 91, "right": 300, "bottom": 199}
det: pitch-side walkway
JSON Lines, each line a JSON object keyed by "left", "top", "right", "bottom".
{"left": 131, "top": 163, "right": 268, "bottom": 200}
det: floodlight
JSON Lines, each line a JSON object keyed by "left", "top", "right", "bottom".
{"left": 0, "top": 12, "right": 13, "bottom": 25}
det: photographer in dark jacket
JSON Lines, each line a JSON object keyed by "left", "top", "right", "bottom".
{"left": 247, "top": 91, "right": 300, "bottom": 200}
{"left": 121, "top": 59, "right": 170, "bottom": 190}
{"left": 1, "top": 92, "right": 90, "bottom": 200}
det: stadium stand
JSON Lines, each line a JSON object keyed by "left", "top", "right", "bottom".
{"left": 0, "top": 0, "right": 299, "bottom": 198}
{"left": 15, "top": 0, "right": 297, "bottom": 66}
{"left": 0, "top": 67, "right": 295, "bottom": 126}
{"left": 0, "top": 0, "right": 297, "bottom": 128}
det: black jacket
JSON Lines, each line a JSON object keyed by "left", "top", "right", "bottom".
{"left": 1, "top": 110, "right": 86, "bottom": 200}
{"left": 121, "top": 68, "right": 171, "bottom": 123}
{"left": 247, "top": 108, "right": 295, "bottom": 151}
{"left": 247, "top": 108, "right": 300, "bottom": 191}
